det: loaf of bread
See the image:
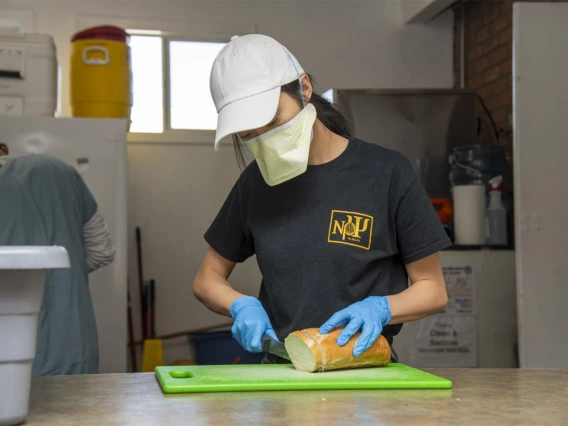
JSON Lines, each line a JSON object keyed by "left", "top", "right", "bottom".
{"left": 284, "top": 327, "right": 391, "bottom": 373}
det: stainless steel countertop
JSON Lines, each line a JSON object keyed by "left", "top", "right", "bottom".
{"left": 27, "top": 369, "right": 568, "bottom": 425}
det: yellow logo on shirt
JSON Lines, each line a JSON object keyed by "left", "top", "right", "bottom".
{"left": 328, "top": 210, "right": 373, "bottom": 250}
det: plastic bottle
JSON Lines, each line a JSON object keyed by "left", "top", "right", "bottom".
{"left": 487, "top": 175, "right": 507, "bottom": 245}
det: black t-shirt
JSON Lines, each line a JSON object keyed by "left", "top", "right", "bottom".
{"left": 205, "top": 138, "right": 451, "bottom": 345}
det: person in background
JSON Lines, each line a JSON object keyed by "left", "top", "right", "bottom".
{"left": 0, "top": 142, "right": 115, "bottom": 375}
{"left": 193, "top": 35, "right": 451, "bottom": 364}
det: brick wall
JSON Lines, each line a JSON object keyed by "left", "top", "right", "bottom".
{"left": 453, "top": 0, "right": 567, "bottom": 152}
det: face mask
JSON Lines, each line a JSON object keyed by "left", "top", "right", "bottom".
{"left": 245, "top": 103, "right": 317, "bottom": 186}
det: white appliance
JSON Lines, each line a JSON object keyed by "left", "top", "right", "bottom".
{"left": 0, "top": 116, "right": 128, "bottom": 373}
{"left": 513, "top": 3, "right": 568, "bottom": 369}
{"left": 0, "top": 29, "right": 58, "bottom": 117}
{"left": 394, "top": 250, "right": 517, "bottom": 368}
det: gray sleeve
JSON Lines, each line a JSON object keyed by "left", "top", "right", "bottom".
{"left": 83, "top": 209, "right": 115, "bottom": 273}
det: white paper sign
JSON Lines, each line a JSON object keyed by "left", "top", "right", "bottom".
{"left": 442, "top": 265, "right": 476, "bottom": 315}
{"left": 413, "top": 314, "right": 477, "bottom": 367}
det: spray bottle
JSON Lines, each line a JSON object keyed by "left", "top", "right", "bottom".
{"left": 487, "top": 175, "right": 507, "bottom": 245}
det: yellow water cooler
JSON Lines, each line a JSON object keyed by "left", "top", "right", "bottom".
{"left": 70, "top": 26, "right": 132, "bottom": 124}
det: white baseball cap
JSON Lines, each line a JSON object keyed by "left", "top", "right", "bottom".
{"left": 210, "top": 34, "right": 305, "bottom": 150}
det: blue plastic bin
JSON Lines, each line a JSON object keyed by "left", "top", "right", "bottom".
{"left": 188, "top": 330, "right": 264, "bottom": 365}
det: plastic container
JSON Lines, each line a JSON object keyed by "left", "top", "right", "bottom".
{"left": 430, "top": 198, "right": 453, "bottom": 223}
{"left": 0, "top": 246, "right": 70, "bottom": 426}
{"left": 0, "top": 29, "right": 58, "bottom": 116}
{"left": 70, "top": 26, "right": 132, "bottom": 122}
{"left": 452, "top": 185, "right": 487, "bottom": 245}
{"left": 487, "top": 176, "right": 507, "bottom": 245}
{"left": 430, "top": 197, "right": 454, "bottom": 240}
{"left": 188, "top": 330, "right": 264, "bottom": 365}
{"left": 449, "top": 144, "right": 509, "bottom": 190}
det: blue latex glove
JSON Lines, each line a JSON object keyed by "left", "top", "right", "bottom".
{"left": 229, "top": 296, "right": 278, "bottom": 352}
{"left": 318, "top": 296, "right": 392, "bottom": 357}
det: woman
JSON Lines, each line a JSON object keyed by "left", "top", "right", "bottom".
{"left": 0, "top": 143, "right": 115, "bottom": 375}
{"left": 193, "top": 34, "right": 450, "bottom": 363}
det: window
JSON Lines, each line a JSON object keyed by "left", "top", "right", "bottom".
{"left": 322, "top": 89, "right": 334, "bottom": 104}
{"left": 128, "top": 32, "right": 226, "bottom": 134}
{"left": 129, "top": 36, "right": 163, "bottom": 133}
{"left": 169, "top": 41, "right": 225, "bottom": 130}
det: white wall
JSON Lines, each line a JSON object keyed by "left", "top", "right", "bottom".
{"left": 513, "top": 2, "right": 568, "bottom": 368}
{"left": 400, "top": 0, "right": 455, "bottom": 24}
{"left": 0, "top": 0, "right": 454, "bottom": 366}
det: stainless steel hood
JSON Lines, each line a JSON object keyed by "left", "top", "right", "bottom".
{"left": 326, "top": 89, "right": 478, "bottom": 198}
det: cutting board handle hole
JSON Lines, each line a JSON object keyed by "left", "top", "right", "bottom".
{"left": 169, "top": 370, "right": 193, "bottom": 379}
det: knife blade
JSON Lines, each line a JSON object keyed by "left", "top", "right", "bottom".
{"left": 261, "top": 336, "right": 290, "bottom": 361}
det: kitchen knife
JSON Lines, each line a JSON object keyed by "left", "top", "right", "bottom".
{"left": 261, "top": 336, "right": 290, "bottom": 361}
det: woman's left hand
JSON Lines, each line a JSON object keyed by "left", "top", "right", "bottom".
{"left": 318, "top": 296, "right": 391, "bottom": 357}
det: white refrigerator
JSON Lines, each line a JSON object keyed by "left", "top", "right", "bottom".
{"left": 513, "top": 2, "right": 568, "bottom": 368}
{"left": 0, "top": 116, "right": 128, "bottom": 373}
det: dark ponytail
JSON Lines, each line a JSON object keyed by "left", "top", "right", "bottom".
{"left": 231, "top": 74, "right": 352, "bottom": 170}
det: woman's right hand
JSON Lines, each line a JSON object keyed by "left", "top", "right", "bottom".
{"left": 229, "top": 296, "right": 278, "bottom": 352}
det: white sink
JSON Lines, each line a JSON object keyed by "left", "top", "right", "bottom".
{"left": 0, "top": 246, "right": 70, "bottom": 426}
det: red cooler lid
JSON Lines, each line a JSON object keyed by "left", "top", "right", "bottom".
{"left": 72, "top": 26, "right": 129, "bottom": 43}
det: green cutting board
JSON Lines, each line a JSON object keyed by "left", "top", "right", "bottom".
{"left": 155, "top": 363, "right": 452, "bottom": 393}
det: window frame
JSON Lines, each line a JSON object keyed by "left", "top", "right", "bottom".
{"left": 74, "top": 16, "right": 255, "bottom": 144}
